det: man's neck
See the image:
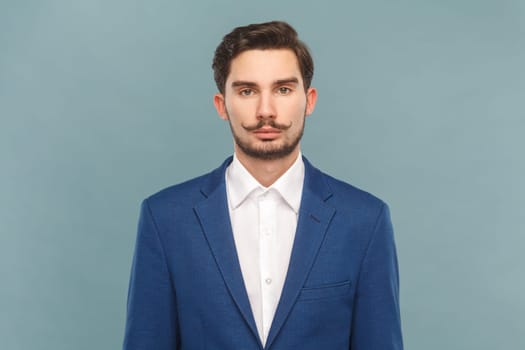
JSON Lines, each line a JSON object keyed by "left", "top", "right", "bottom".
{"left": 234, "top": 147, "right": 300, "bottom": 188}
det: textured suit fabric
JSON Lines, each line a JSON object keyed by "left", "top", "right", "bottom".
{"left": 123, "top": 156, "right": 403, "bottom": 350}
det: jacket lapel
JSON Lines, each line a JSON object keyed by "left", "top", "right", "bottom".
{"left": 265, "top": 158, "right": 336, "bottom": 349}
{"left": 193, "top": 158, "right": 261, "bottom": 347}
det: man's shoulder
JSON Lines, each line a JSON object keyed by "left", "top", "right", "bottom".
{"left": 144, "top": 157, "right": 231, "bottom": 208}
{"left": 311, "top": 164, "right": 387, "bottom": 212}
{"left": 311, "top": 168, "right": 391, "bottom": 229}
{"left": 327, "top": 172, "right": 384, "bottom": 203}
{"left": 148, "top": 173, "right": 208, "bottom": 202}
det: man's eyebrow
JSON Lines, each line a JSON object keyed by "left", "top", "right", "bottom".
{"left": 274, "top": 77, "right": 299, "bottom": 85}
{"left": 231, "top": 78, "right": 300, "bottom": 88}
{"left": 231, "top": 81, "right": 258, "bottom": 88}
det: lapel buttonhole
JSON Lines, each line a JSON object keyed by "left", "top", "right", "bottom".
{"left": 309, "top": 213, "right": 321, "bottom": 223}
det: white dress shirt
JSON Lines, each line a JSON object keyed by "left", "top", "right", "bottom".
{"left": 225, "top": 153, "right": 305, "bottom": 346}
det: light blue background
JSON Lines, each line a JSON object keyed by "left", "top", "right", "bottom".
{"left": 1, "top": 0, "right": 524, "bottom": 349}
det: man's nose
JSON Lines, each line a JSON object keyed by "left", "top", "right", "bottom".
{"left": 256, "top": 92, "right": 276, "bottom": 120}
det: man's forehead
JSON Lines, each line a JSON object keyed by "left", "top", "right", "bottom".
{"left": 227, "top": 49, "right": 302, "bottom": 85}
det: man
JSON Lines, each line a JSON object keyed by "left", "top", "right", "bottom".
{"left": 123, "top": 21, "right": 403, "bottom": 350}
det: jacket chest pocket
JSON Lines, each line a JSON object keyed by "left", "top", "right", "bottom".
{"left": 297, "top": 280, "right": 352, "bottom": 302}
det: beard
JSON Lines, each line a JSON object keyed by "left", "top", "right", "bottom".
{"left": 227, "top": 112, "right": 305, "bottom": 161}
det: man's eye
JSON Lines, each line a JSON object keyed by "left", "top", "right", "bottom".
{"left": 240, "top": 89, "right": 254, "bottom": 96}
{"left": 277, "top": 87, "right": 292, "bottom": 95}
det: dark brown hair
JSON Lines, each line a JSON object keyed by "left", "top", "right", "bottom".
{"left": 212, "top": 21, "right": 314, "bottom": 94}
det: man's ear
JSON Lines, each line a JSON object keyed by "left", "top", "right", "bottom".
{"left": 305, "top": 87, "right": 318, "bottom": 116}
{"left": 213, "top": 93, "right": 229, "bottom": 120}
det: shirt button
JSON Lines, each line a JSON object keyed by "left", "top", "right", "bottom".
{"left": 265, "top": 278, "right": 272, "bottom": 285}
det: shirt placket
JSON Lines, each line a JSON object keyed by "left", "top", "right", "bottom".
{"left": 258, "top": 190, "right": 278, "bottom": 342}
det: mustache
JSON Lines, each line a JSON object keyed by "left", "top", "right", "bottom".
{"left": 241, "top": 119, "right": 292, "bottom": 132}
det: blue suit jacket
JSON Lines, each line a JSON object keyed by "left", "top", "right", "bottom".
{"left": 123, "top": 157, "right": 403, "bottom": 349}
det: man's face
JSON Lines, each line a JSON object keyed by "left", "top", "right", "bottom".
{"left": 214, "top": 49, "right": 317, "bottom": 161}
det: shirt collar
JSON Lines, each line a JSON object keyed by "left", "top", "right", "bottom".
{"left": 226, "top": 152, "right": 305, "bottom": 213}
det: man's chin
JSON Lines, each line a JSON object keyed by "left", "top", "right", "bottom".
{"left": 236, "top": 143, "right": 298, "bottom": 161}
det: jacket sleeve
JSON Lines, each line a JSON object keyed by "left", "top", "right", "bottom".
{"left": 350, "top": 203, "right": 403, "bottom": 350}
{"left": 123, "top": 199, "right": 179, "bottom": 349}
